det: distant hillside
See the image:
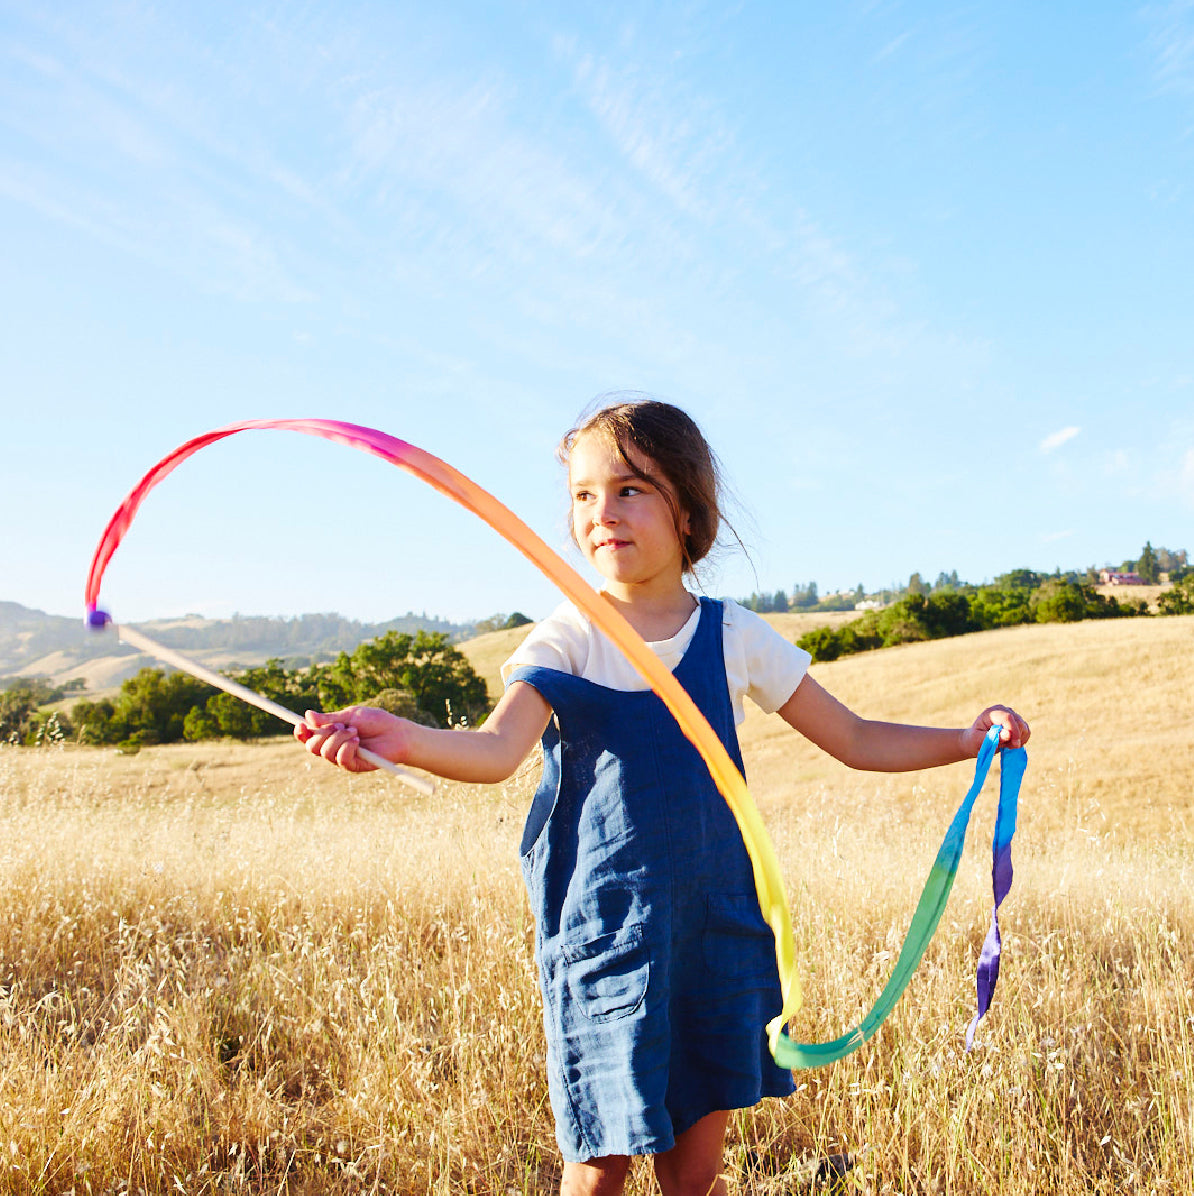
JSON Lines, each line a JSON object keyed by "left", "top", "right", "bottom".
{"left": 0, "top": 602, "right": 85, "bottom": 675}
{"left": 0, "top": 601, "right": 471, "bottom": 690}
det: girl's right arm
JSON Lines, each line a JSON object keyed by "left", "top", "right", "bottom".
{"left": 294, "top": 680, "right": 552, "bottom": 784}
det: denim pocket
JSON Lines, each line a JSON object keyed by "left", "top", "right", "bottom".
{"left": 702, "top": 893, "right": 778, "bottom": 989}
{"left": 564, "top": 924, "right": 650, "bottom": 1023}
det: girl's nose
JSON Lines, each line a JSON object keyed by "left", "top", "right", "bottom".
{"left": 594, "top": 492, "right": 618, "bottom": 523}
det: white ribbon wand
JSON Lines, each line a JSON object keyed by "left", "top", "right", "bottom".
{"left": 114, "top": 622, "right": 435, "bottom": 796}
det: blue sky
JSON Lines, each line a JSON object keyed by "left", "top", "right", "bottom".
{"left": 2, "top": 1, "right": 1191, "bottom": 624}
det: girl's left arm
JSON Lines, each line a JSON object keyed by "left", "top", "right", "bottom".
{"left": 777, "top": 675, "right": 1030, "bottom": 772}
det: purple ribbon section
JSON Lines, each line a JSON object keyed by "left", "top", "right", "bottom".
{"left": 966, "top": 744, "right": 1027, "bottom": 1049}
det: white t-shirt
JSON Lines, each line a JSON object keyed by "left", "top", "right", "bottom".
{"left": 501, "top": 596, "right": 811, "bottom": 726}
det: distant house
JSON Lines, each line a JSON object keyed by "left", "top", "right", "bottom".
{"left": 854, "top": 600, "right": 884, "bottom": 611}
{"left": 1099, "top": 570, "right": 1145, "bottom": 585}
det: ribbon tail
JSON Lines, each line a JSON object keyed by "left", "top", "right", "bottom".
{"left": 966, "top": 744, "right": 1026, "bottom": 1049}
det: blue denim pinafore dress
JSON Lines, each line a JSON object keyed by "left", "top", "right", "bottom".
{"left": 507, "top": 598, "right": 794, "bottom": 1162}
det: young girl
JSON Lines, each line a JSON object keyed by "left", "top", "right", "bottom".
{"left": 297, "top": 399, "right": 1030, "bottom": 1196}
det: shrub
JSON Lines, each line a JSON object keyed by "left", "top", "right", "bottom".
{"left": 1157, "top": 574, "right": 1194, "bottom": 615}
{"left": 369, "top": 687, "right": 439, "bottom": 727}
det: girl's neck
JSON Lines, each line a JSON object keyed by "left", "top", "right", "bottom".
{"left": 599, "top": 582, "right": 698, "bottom": 642}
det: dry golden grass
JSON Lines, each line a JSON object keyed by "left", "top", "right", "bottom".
{"left": 1093, "top": 584, "right": 1170, "bottom": 611}
{"left": 757, "top": 611, "right": 863, "bottom": 641}
{"left": 1, "top": 616, "right": 1192, "bottom": 1193}
{"left": 457, "top": 627, "right": 537, "bottom": 702}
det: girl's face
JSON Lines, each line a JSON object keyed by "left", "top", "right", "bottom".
{"left": 568, "top": 432, "right": 689, "bottom": 594}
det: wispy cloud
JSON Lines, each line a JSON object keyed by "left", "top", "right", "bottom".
{"left": 1142, "top": 0, "right": 1194, "bottom": 97}
{"left": 1042, "top": 529, "right": 1075, "bottom": 543}
{"left": 564, "top": 48, "right": 736, "bottom": 220}
{"left": 1040, "top": 426, "right": 1081, "bottom": 453}
{"left": 873, "top": 31, "right": 912, "bottom": 64}
{"left": 550, "top": 21, "right": 983, "bottom": 375}
{"left": 0, "top": 14, "right": 325, "bottom": 303}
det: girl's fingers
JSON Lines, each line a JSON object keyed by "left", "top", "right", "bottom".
{"left": 974, "top": 705, "right": 1025, "bottom": 749}
{"left": 318, "top": 726, "right": 357, "bottom": 764}
{"left": 297, "top": 720, "right": 363, "bottom": 769}
{"left": 334, "top": 733, "right": 367, "bottom": 771}
{"left": 989, "top": 707, "right": 1030, "bottom": 748}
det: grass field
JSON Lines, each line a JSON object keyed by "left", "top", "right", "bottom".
{"left": 1, "top": 616, "right": 1192, "bottom": 1193}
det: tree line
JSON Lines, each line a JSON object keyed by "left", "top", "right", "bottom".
{"left": 4, "top": 631, "right": 488, "bottom": 752}
{"left": 743, "top": 544, "right": 1189, "bottom": 617}
{"left": 0, "top": 676, "right": 85, "bottom": 744}
{"left": 796, "top": 563, "right": 1194, "bottom": 664}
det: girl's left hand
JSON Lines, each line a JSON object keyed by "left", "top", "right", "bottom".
{"left": 965, "top": 705, "right": 1031, "bottom": 756}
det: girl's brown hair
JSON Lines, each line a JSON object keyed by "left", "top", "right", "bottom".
{"left": 558, "top": 396, "right": 733, "bottom": 575}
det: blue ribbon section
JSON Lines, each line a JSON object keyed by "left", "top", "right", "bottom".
{"left": 966, "top": 742, "right": 1026, "bottom": 1049}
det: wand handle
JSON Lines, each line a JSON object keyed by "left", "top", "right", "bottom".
{"left": 114, "top": 623, "right": 435, "bottom": 796}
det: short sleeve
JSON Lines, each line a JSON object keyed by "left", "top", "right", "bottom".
{"left": 501, "top": 602, "right": 591, "bottom": 684}
{"left": 721, "top": 599, "right": 811, "bottom": 721}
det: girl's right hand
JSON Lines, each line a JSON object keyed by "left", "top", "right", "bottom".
{"left": 295, "top": 682, "right": 551, "bottom": 785}
{"left": 294, "top": 706, "right": 411, "bottom": 772}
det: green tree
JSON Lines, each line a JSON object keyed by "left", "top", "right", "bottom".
{"left": 205, "top": 691, "right": 260, "bottom": 738}
{"left": 309, "top": 658, "right": 356, "bottom": 711}
{"left": 1138, "top": 541, "right": 1160, "bottom": 584}
{"left": 790, "top": 582, "right": 817, "bottom": 609}
{"left": 1156, "top": 546, "right": 1188, "bottom": 578}
{"left": 183, "top": 707, "right": 221, "bottom": 741}
{"left": 969, "top": 585, "right": 1033, "bottom": 629}
{"left": 797, "top": 621, "right": 882, "bottom": 662}
{"left": 234, "top": 659, "right": 320, "bottom": 721}
{"left": 1030, "top": 579, "right": 1127, "bottom": 623}
{"left": 114, "top": 669, "right": 218, "bottom": 743}
{"left": 996, "top": 568, "right": 1043, "bottom": 591}
{"left": 369, "top": 687, "right": 439, "bottom": 725}
{"left": 1030, "top": 580, "right": 1088, "bottom": 623}
{"left": 336, "top": 631, "right": 488, "bottom": 726}
{"left": 70, "top": 697, "right": 122, "bottom": 744}
{"left": 1157, "top": 574, "right": 1194, "bottom": 615}
{"left": 0, "top": 688, "right": 35, "bottom": 741}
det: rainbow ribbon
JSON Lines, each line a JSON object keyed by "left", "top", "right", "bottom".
{"left": 776, "top": 726, "right": 1024, "bottom": 1067}
{"left": 85, "top": 418, "right": 1024, "bottom": 1067}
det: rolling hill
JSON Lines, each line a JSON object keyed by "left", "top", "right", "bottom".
{"left": 0, "top": 601, "right": 470, "bottom": 692}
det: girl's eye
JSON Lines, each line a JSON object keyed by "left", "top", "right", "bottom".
{"left": 620, "top": 484, "right": 643, "bottom": 497}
